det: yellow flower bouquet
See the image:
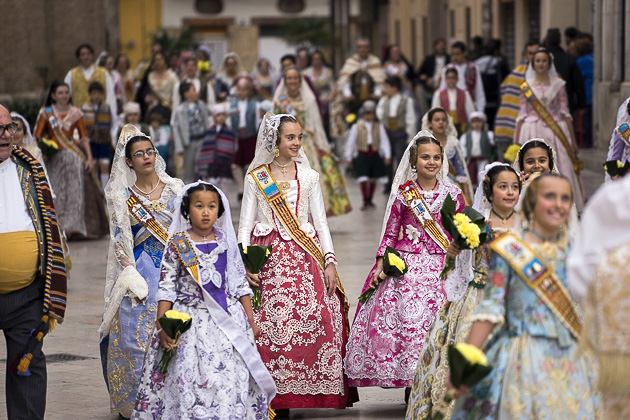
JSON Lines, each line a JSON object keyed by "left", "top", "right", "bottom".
{"left": 158, "top": 309, "right": 193, "bottom": 375}
{"left": 440, "top": 195, "right": 489, "bottom": 279}
{"left": 433, "top": 343, "right": 493, "bottom": 420}
{"left": 238, "top": 244, "right": 272, "bottom": 309}
{"left": 38, "top": 138, "right": 59, "bottom": 157}
{"left": 358, "top": 246, "right": 408, "bottom": 303}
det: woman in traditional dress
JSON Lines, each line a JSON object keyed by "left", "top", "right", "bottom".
{"left": 514, "top": 48, "right": 584, "bottom": 211}
{"left": 345, "top": 131, "right": 464, "bottom": 392}
{"left": 450, "top": 173, "right": 601, "bottom": 419}
{"left": 131, "top": 181, "right": 275, "bottom": 419}
{"left": 238, "top": 113, "right": 357, "bottom": 415}
{"left": 303, "top": 50, "right": 337, "bottom": 134}
{"left": 136, "top": 52, "right": 179, "bottom": 122}
{"left": 11, "top": 112, "right": 45, "bottom": 166}
{"left": 251, "top": 57, "right": 277, "bottom": 100}
{"left": 113, "top": 54, "right": 135, "bottom": 107}
{"left": 215, "top": 52, "right": 246, "bottom": 102}
{"left": 406, "top": 163, "right": 522, "bottom": 419}
{"left": 97, "top": 124, "right": 183, "bottom": 419}
{"left": 421, "top": 107, "right": 474, "bottom": 204}
{"left": 34, "top": 80, "right": 108, "bottom": 239}
{"left": 273, "top": 66, "right": 352, "bottom": 216}
{"left": 382, "top": 44, "right": 415, "bottom": 95}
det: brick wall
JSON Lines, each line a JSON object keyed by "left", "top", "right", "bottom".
{"left": 0, "top": 0, "right": 118, "bottom": 99}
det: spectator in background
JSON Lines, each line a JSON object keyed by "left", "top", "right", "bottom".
{"left": 468, "top": 35, "right": 484, "bottom": 61}
{"left": 113, "top": 54, "right": 134, "bottom": 108}
{"left": 377, "top": 75, "right": 416, "bottom": 190}
{"left": 215, "top": 52, "right": 246, "bottom": 102}
{"left": 296, "top": 46, "right": 311, "bottom": 71}
{"left": 417, "top": 38, "right": 450, "bottom": 110}
{"left": 279, "top": 54, "right": 297, "bottom": 74}
{"left": 148, "top": 111, "right": 171, "bottom": 170}
{"left": 171, "top": 81, "right": 209, "bottom": 181}
{"left": 475, "top": 39, "right": 511, "bottom": 129}
{"left": 432, "top": 66, "right": 476, "bottom": 135}
{"left": 441, "top": 41, "right": 486, "bottom": 112}
{"left": 574, "top": 36, "right": 594, "bottom": 148}
{"left": 564, "top": 26, "right": 580, "bottom": 49}
{"left": 332, "top": 37, "right": 386, "bottom": 136}
{"left": 544, "top": 28, "right": 586, "bottom": 115}
{"left": 172, "top": 57, "right": 216, "bottom": 109}
{"left": 65, "top": 44, "right": 118, "bottom": 122}
{"left": 135, "top": 51, "right": 179, "bottom": 122}
{"left": 382, "top": 44, "right": 415, "bottom": 95}
{"left": 494, "top": 40, "right": 539, "bottom": 160}
{"left": 251, "top": 57, "right": 277, "bottom": 100}
{"left": 81, "top": 81, "right": 113, "bottom": 190}
{"left": 304, "top": 50, "right": 337, "bottom": 136}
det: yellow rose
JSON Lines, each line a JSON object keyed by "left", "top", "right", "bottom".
{"left": 265, "top": 248, "right": 271, "bottom": 257}
{"left": 618, "top": 160, "right": 625, "bottom": 169}
{"left": 504, "top": 144, "right": 521, "bottom": 163}
{"left": 164, "top": 310, "right": 192, "bottom": 322}
{"left": 455, "top": 342, "right": 488, "bottom": 366}
{"left": 197, "top": 60, "right": 211, "bottom": 73}
{"left": 243, "top": 247, "right": 248, "bottom": 255}
{"left": 345, "top": 113, "right": 357, "bottom": 124}
{"left": 41, "top": 138, "right": 59, "bottom": 149}
{"left": 453, "top": 213, "right": 470, "bottom": 228}
{"left": 388, "top": 253, "right": 407, "bottom": 272}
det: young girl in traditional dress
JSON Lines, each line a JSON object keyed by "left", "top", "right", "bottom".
{"left": 99, "top": 124, "right": 183, "bottom": 419}
{"left": 34, "top": 80, "right": 108, "bottom": 239}
{"left": 131, "top": 182, "right": 276, "bottom": 419}
{"left": 345, "top": 131, "right": 464, "bottom": 393}
{"left": 238, "top": 113, "right": 356, "bottom": 415}
{"left": 449, "top": 173, "right": 601, "bottom": 419}
{"left": 421, "top": 107, "right": 474, "bottom": 204}
{"left": 514, "top": 48, "right": 584, "bottom": 211}
{"left": 406, "top": 163, "right": 522, "bottom": 419}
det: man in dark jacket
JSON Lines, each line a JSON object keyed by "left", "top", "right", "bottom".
{"left": 545, "top": 28, "right": 586, "bottom": 114}
{"left": 417, "top": 38, "right": 450, "bottom": 109}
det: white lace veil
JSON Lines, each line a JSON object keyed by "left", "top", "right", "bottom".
{"left": 525, "top": 49, "right": 563, "bottom": 105}
{"left": 246, "top": 112, "right": 311, "bottom": 174}
{"left": 379, "top": 129, "right": 450, "bottom": 242}
{"left": 99, "top": 124, "right": 183, "bottom": 339}
{"left": 472, "top": 162, "right": 514, "bottom": 216}
{"left": 272, "top": 70, "right": 331, "bottom": 153}
{"left": 166, "top": 181, "right": 246, "bottom": 285}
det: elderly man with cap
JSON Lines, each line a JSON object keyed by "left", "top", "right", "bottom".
{"left": 345, "top": 100, "right": 392, "bottom": 209}
{"left": 0, "top": 104, "right": 68, "bottom": 420}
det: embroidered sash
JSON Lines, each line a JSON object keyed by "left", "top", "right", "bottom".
{"left": 126, "top": 189, "right": 169, "bottom": 245}
{"left": 398, "top": 180, "right": 450, "bottom": 252}
{"left": 169, "top": 233, "right": 277, "bottom": 403}
{"left": 617, "top": 123, "right": 630, "bottom": 147}
{"left": 490, "top": 232, "right": 582, "bottom": 338}
{"left": 520, "top": 82, "right": 584, "bottom": 177}
{"left": 43, "top": 107, "right": 87, "bottom": 163}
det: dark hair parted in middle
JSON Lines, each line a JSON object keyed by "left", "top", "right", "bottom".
{"left": 518, "top": 140, "right": 554, "bottom": 172}
{"left": 180, "top": 183, "right": 225, "bottom": 220}
{"left": 274, "top": 115, "right": 299, "bottom": 146}
{"left": 408, "top": 135, "right": 443, "bottom": 167}
{"left": 482, "top": 165, "right": 522, "bottom": 202}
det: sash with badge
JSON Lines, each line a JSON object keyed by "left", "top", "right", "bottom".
{"left": 398, "top": 180, "right": 450, "bottom": 252}
{"left": 616, "top": 123, "right": 630, "bottom": 146}
{"left": 168, "top": 232, "right": 277, "bottom": 403}
{"left": 490, "top": 232, "right": 582, "bottom": 338}
{"left": 126, "top": 189, "right": 170, "bottom": 245}
{"left": 249, "top": 164, "right": 350, "bottom": 311}
{"left": 519, "top": 82, "right": 584, "bottom": 181}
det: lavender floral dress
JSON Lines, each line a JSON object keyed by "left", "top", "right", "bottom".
{"left": 131, "top": 231, "right": 269, "bottom": 419}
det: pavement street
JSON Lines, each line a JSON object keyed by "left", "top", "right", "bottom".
{"left": 0, "top": 164, "right": 604, "bottom": 420}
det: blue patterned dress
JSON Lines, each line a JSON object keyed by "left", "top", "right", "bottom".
{"left": 106, "top": 186, "right": 178, "bottom": 418}
{"left": 451, "top": 238, "right": 601, "bottom": 420}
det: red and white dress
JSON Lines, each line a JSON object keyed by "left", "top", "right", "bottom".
{"left": 238, "top": 160, "right": 356, "bottom": 410}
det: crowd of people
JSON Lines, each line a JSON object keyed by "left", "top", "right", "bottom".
{"left": 1, "top": 22, "right": 626, "bottom": 420}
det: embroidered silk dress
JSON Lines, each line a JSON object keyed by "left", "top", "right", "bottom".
{"left": 132, "top": 230, "right": 269, "bottom": 419}
{"left": 450, "top": 237, "right": 601, "bottom": 419}
{"left": 407, "top": 223, "right": 512, "bottom": 419}
{"left": 345, "top": 180, "right": 464, "bottom": 387}
{"left": 238, "top": 161, "right": 355, "bottom": 410}
{"left": 34, "top": 106, "right": 108, "bottom": 239}
{"left": 105, "top": 186, "right": 178, "bottom": 417}
{"left": 516, "top": 80, "right": 584, "bottom": 210}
